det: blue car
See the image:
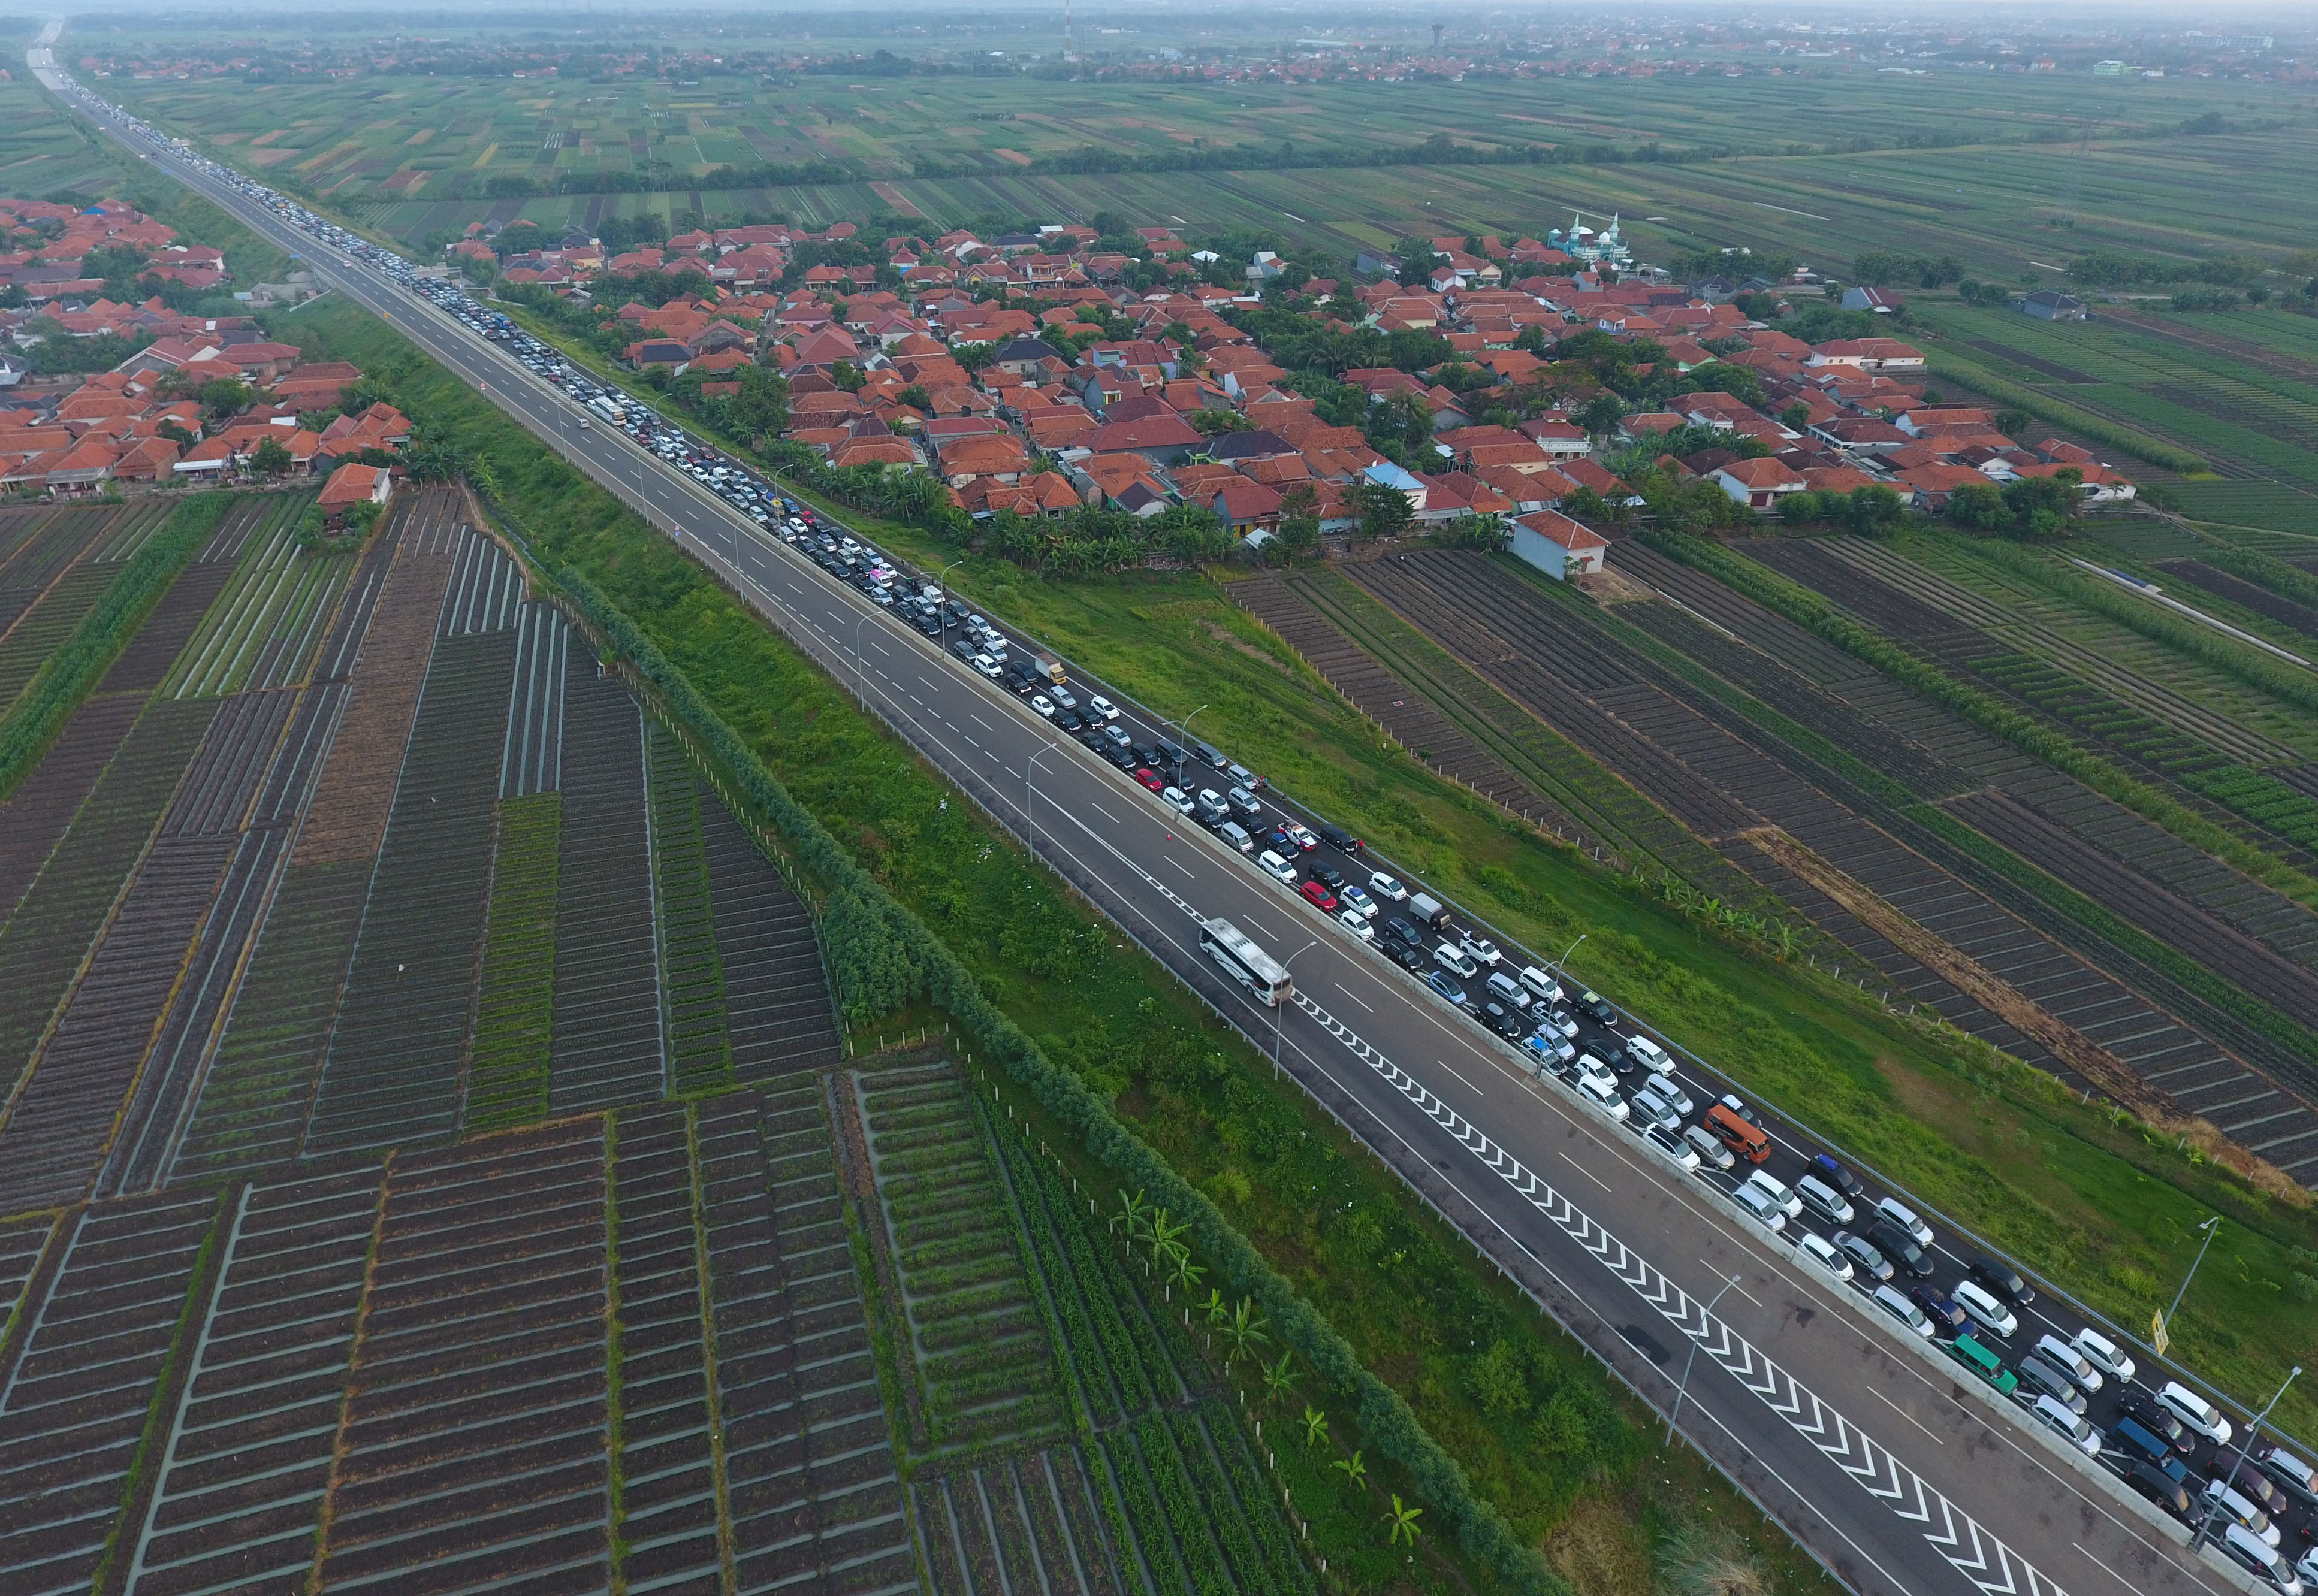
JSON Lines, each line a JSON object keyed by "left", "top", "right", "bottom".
{"left": 1424, "top": 971, "right": 1471, "bottom": 1009}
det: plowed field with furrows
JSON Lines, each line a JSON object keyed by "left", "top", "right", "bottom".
{"left": 1230, "top": 575, "right": 1538, "bottom": 808}
{"left": 316, "top": 1121, "right": 612, "bottom": 1596}
{"left": 0, "top": 506, "right": 112, "bottom": 635}
{"left": 0, "top": 563, "right": 117, "bottom": 714}
{"left": 440, "top": 528, "right": 523, "bottom": 637}
{"left": 0, "top": 1214, "right": 58, "bottom": 1340}
{"left": 704, "top": 805, "right": 840, "bottom": 1080}
{"left": 290, "top": 494, "right": 460, "bottom": 870}
{"left": 91, "top": 561, "right": 239, "bottom": 702}
{"left": 0, "top": 1189, "right": 222, "bottom": 1596}
{"left": 162, "top": 522, "right": 354, "bottom": 700}
{"left": 122, "top": 1170, "right": 378, "bottom": 1596}
{"left": 2154, "top": 559, "right": 2318, "bottom": 640}
{"left": 1343, "top": 558, "right": 1757, "bottom": 844}
{"left": 0, "top": 693, "right": 140, "bottom": 921}
{"left": 1356, "top": 555, "right": 2300, "bottom": 1138}
{"left": 548, "top": 664, "right": 663, "bottom": 1116}
{"left": 606, "top": 1102, "right": 723, "bottom": 1594}
{"left": 0, "top": 699, "right": 219, "bottom": 1104}
{"left": 745, "top": 1078, "right": 915, "bottom": 1596}
{"left": 651, "top": 734, "right": 734, "bottom": 1099}
{"left": 914, "top": 1449, "right": 1121, "bottom": 1596}
{"left": 0, "top": 834, "right": 234, "bottom": 1214}
{"left": 499, "top": 604, "right": 566, "bottom": 799}
{"left": 303, "top": 630, "right": 514, "bottom": 1156}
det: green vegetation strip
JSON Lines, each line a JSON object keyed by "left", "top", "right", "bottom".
{"left": 465, "top": 793, "right": 561, "bottom": 1132}
{"left": 1921, "top": 347, "right": 2205, "bottom": 473}
{"left": 547, "top": 567, "right": 1559, "bottom": 1593}
{"left": 1641, "top": 528, "right": 2318, "bottom": 911}
{"left": 2199, "top": 544, "right": 2318, "bottom": 609}
{"left": 0, "top": 492, "right": 231, "bottom": 802}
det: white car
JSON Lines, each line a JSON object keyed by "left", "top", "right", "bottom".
{"left": 2070, "top": 1327, "right": 2135, "bottom": 1385}
{"left": 1797, "top": 1232, "right": 1854, "bottom": 1283}
{"left": 1873, "top": 1284, "right": 1934, "bottom": 1340}
{"left": 1338, "top": 884, "right": 1378, "bottom": 920}
{"left": 2157, "top": 1380, "right": 2232, "bottom": 1446}
{"left": 1368, "top": 872, "right": 1409, "bottom": 902}
{"left": 1949, "top": 1278, "right": 2017, "bottom": 1340}
{"left": 1577, "top": 1054, "right": 1618, "bottom": 1096}
{"left": 1642, "top": 1071, "right": 1693, "bottom": 1117}
{"left": 1088, "top": 695, "right": 1120, "bottom": 721}
{"left": 2029, "top": 1395, "right": 2103, "bottom": 1458}
{"left": 1432, "top": 944, "right": 1478, "bottom": 979}
{"left": 1161, "top": 785, "right": 1195, "bottom": 816}
{"left": 1029, "top": 694, "right": 1055, "bottom": 718}
{"left": 1459, "top": 933, "right": 1502, "bottom": 966}
{"left": 1258, "top": 850, "right": 1299, "bottom": 885}
{"left": 1743, "top": 1171, "right": 1803, "bottom": 1220}
{"left": 2032, "top": 1334, "right": 2101, "bottom": 1394}
{"left": 1625, "top": 1035, "right": 1669, "bottom": 1072}
{"left": 1873, "top": 1197, "right": 1933, "bottom": 1249}
{"left": 1576, "top": 1072, "right": 1628, "bottom": 1121}
{"left": 1337, "top": 909, "right": 1374, "bottom": 941}
{"left": 971, "top": 653, "right": 1001, "bottom": 679}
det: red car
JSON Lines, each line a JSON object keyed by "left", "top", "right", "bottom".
{"left": 1299, "top": 879, "right": 1338, "bottom": 912}
{"left": 1134, "top": 767, "right": 1164, "bottom": 793}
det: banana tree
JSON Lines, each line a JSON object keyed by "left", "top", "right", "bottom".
{"left": 1222, "top": 1297, "right": 1270, "bottom": 1370}
{"left": 1261, "top": 1350, "right": 1296, "bottom": 1405}
{"left": 1333, "top": 1450, "right": 1366, "bottom": 1491}
{"left": 1301, "top": 1406, "right": 1329, "bottom": 1449}
{"left": 1114, "top": 1189, "right": 1151, "bottom": 1243}
{"left": 1385, "top": 1496, "right": 1423, "bottom": 1549}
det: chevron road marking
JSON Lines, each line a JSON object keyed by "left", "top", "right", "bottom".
{"left": 1287, "top": 990, "right": 2069, "bottom": 1596}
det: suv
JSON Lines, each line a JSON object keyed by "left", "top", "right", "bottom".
{"left": 1865, "top": 1220, "right": 1933, "bottom": 1278}
{"left": 1383, "top": 917, "right": 1426, "bottom": 951}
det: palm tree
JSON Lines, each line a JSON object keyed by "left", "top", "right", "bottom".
{"left": 1385, "top": 1496, "right": 1423, "bottom": 1549}
{"left": 1332, "top": 1450, "right": 1366, "bottom": 1491}
{"left": 1301, "top": 1406, "right": 1329, "bottom": 1449}
{"left": 1261, "top": 1350, "right": 1296, "bottom": 1405}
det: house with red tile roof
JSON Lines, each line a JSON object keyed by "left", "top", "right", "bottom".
{"left": 1510, "top": 510, "right": 1607, "bottom": 579}
{"left": 318, "top": 461, "right": 393, "bottom": 512}
{"left": 1710, "top": 457, "right": 1809, "bottom": 511}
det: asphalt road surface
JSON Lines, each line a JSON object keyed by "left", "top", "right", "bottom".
{"left": 39, "top": 46, "right": 2265, "bottom": 1596}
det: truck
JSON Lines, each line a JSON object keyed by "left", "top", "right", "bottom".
{"left": 1031, "top": 649, "right": 1068, "bottom": 686}
{"left": 1407, "top": 892, "right": 1451, "bottom": 931}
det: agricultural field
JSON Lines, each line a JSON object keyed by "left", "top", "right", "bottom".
{"left": 96, "top": 58, "right": 2314, "bottom": 287}
{"left": 0, "top": 474, "right": 1336, "bottom": 1595}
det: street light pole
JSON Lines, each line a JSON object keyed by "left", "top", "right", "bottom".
{"left": 1668, "top": 1274, "right": 1744, "bottom": 1447}
{"left": 2160, "top": 1216, "right": 2222, "bottom": 1353}
{"left": 1026, "top": 743, "right": 1058, "bottom": 856}
{"left": 1176, "top": 703, "right": 1209, "bottom": 781}
{"left": 1552, "top": 933, "right": 1587, "bottom": 984}
{"left": 936, "top": 557, "right": 967, "bottom": 657}
{"left": 2189, "top": 1364, "right": 2301, "bottom": 1553}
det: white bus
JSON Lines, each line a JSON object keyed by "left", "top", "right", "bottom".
{"left": 1200, "top": 918, "right": 1291, "bottom": 1006}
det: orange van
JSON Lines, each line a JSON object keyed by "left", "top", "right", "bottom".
{"left": 1704, "top": 1103, "right": 1770, "bottom": 1165}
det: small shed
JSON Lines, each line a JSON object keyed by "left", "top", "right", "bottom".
{"left": 1510, "top": 510, "right": 1607, "bottom": 580}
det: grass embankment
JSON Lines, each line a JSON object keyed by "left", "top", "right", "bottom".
{"left": 273, "top": 295, "right": 2318, "bottom": 1514}
{"left": 0, "top": 491, "right": 231, "bottom": 802}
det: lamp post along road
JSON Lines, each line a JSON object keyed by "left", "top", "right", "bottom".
{"left": 2157, "top": 1215, "right": 2221, "bottom": 1355}
{"left": 1274, "top": 938, "right": 1320, "bottom": 1077}
{"left": 2188, "top": 1364, "right": 2300, "bottom": 1554}
{"left": 1669, "top": 1274, "right": 1744, "bottom": 1447}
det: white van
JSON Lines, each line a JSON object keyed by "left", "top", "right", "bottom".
{"left": 1729, "top": 1183, "right": 1786, "bottom": 1235}
{"left": 2070, "top": 1328, "right": 2135, "bottom": 1385}
{"left": 1873, "top": 1284, "right": 1934, "bottom": 1339}
{"left": 2029, "top": 1395, "right": 2103, "bottom": 1457}
{"left": 1797, "top": 1232, "right": 1853, "bottom": 1283}
{"left": 2158, "top": 1381, "right": 2234, "bottom": 1446}
{"left": 1576, "top": 1072, "right": 1628, "bottom": 1121}
{"left": 1743, "top": 1171, "right": 1802, "bottom": 1220}
{"left": 1794, "top": 1174, "right": 1854, "bottom": 1226}
{"left": 2207, "top": 1478, "right": 2281, "bottom": 1546}
{"left": 1874, "top": 1197, "right": 1932, "bottom": 1248}
{"left": 2032, "top": 1334, "right": 2102, "bottom": 1394}
{"left": 1625, "top": 1035, "right": 1668, "bottom": 1072}
{"left": 1518, "top": 966, "right": 1563, "bottom": 1005}
{"left": 1949, "top": 1278, "right": 2017, "bottom": 1339}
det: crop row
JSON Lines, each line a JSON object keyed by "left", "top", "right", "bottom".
{"left": 609, "top": 1100, "right": 725, "bottom": 1594}
{"left": 128, "top": 1171, "right": 378, "bottom": 1596}
{"left": 302, "top": 624, "right": 514, "bottom": 1156}
{"left": 162, "top": 503, "right": 350, "bottom": 699}
{"left": 698, "top": 798, "right": 842, "bottom": 1078}
{"left": 648, "top": 730, "right": 734, "bottom": 1098}
{"left": 545, "top": 662, "right": 663, "bottom": 1116}
{"left": 465, "top": 791, "right": 562, "bottom": 1132}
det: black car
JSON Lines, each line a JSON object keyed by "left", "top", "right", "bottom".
{"left": 1595, "top": 1041, "right": 1632, "bottom": 1074}
{"left": 1078, "top": 730, "right": 1110, "bottom": 756}
{"left": 2116, "top": 1393, "right": 2193, "bottom": 1455}
{"left": 1480, "top": 1001, "right": 1526, "bottom": 1039}
{"left": 1866, "top": 1220, "right": 1933, "bottom": 1278}
{"left": 1966, "top": 1253, "right": 2036, "bottom": 1307}
{"left": 1106, "top": 745, "right": 1140, "bottom": 771}
{"left": 1384, "top": 940, "right": 1427, "bottom": 972}
{"left": 2124, "top": 1464, "right": 2192, "bottom": 1518}
{"left": 1131, "top": 742, "right": 1163, "bottom": 769}
{"left": 1383, "top": 917, "right": 1426, "bottom": 951}
{"left": 1055, "top": 707, "right": 1086, "bottom": 733}
{"left": 1308, "top": 862, "right": 1345, "bottom": 890}
{"left": 1316, "top": 821, "right": 1363, "bottom": 854}
{"left": 1810, "top": 1154, "right": 1864, "bottom": 1198}
{"left": 1578, "top": 990, "right": 1618, "bottom": 1026}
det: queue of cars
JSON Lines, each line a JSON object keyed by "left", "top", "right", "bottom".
{"left": 76, "top": 77, "right": 2317, "bottom": 1592}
